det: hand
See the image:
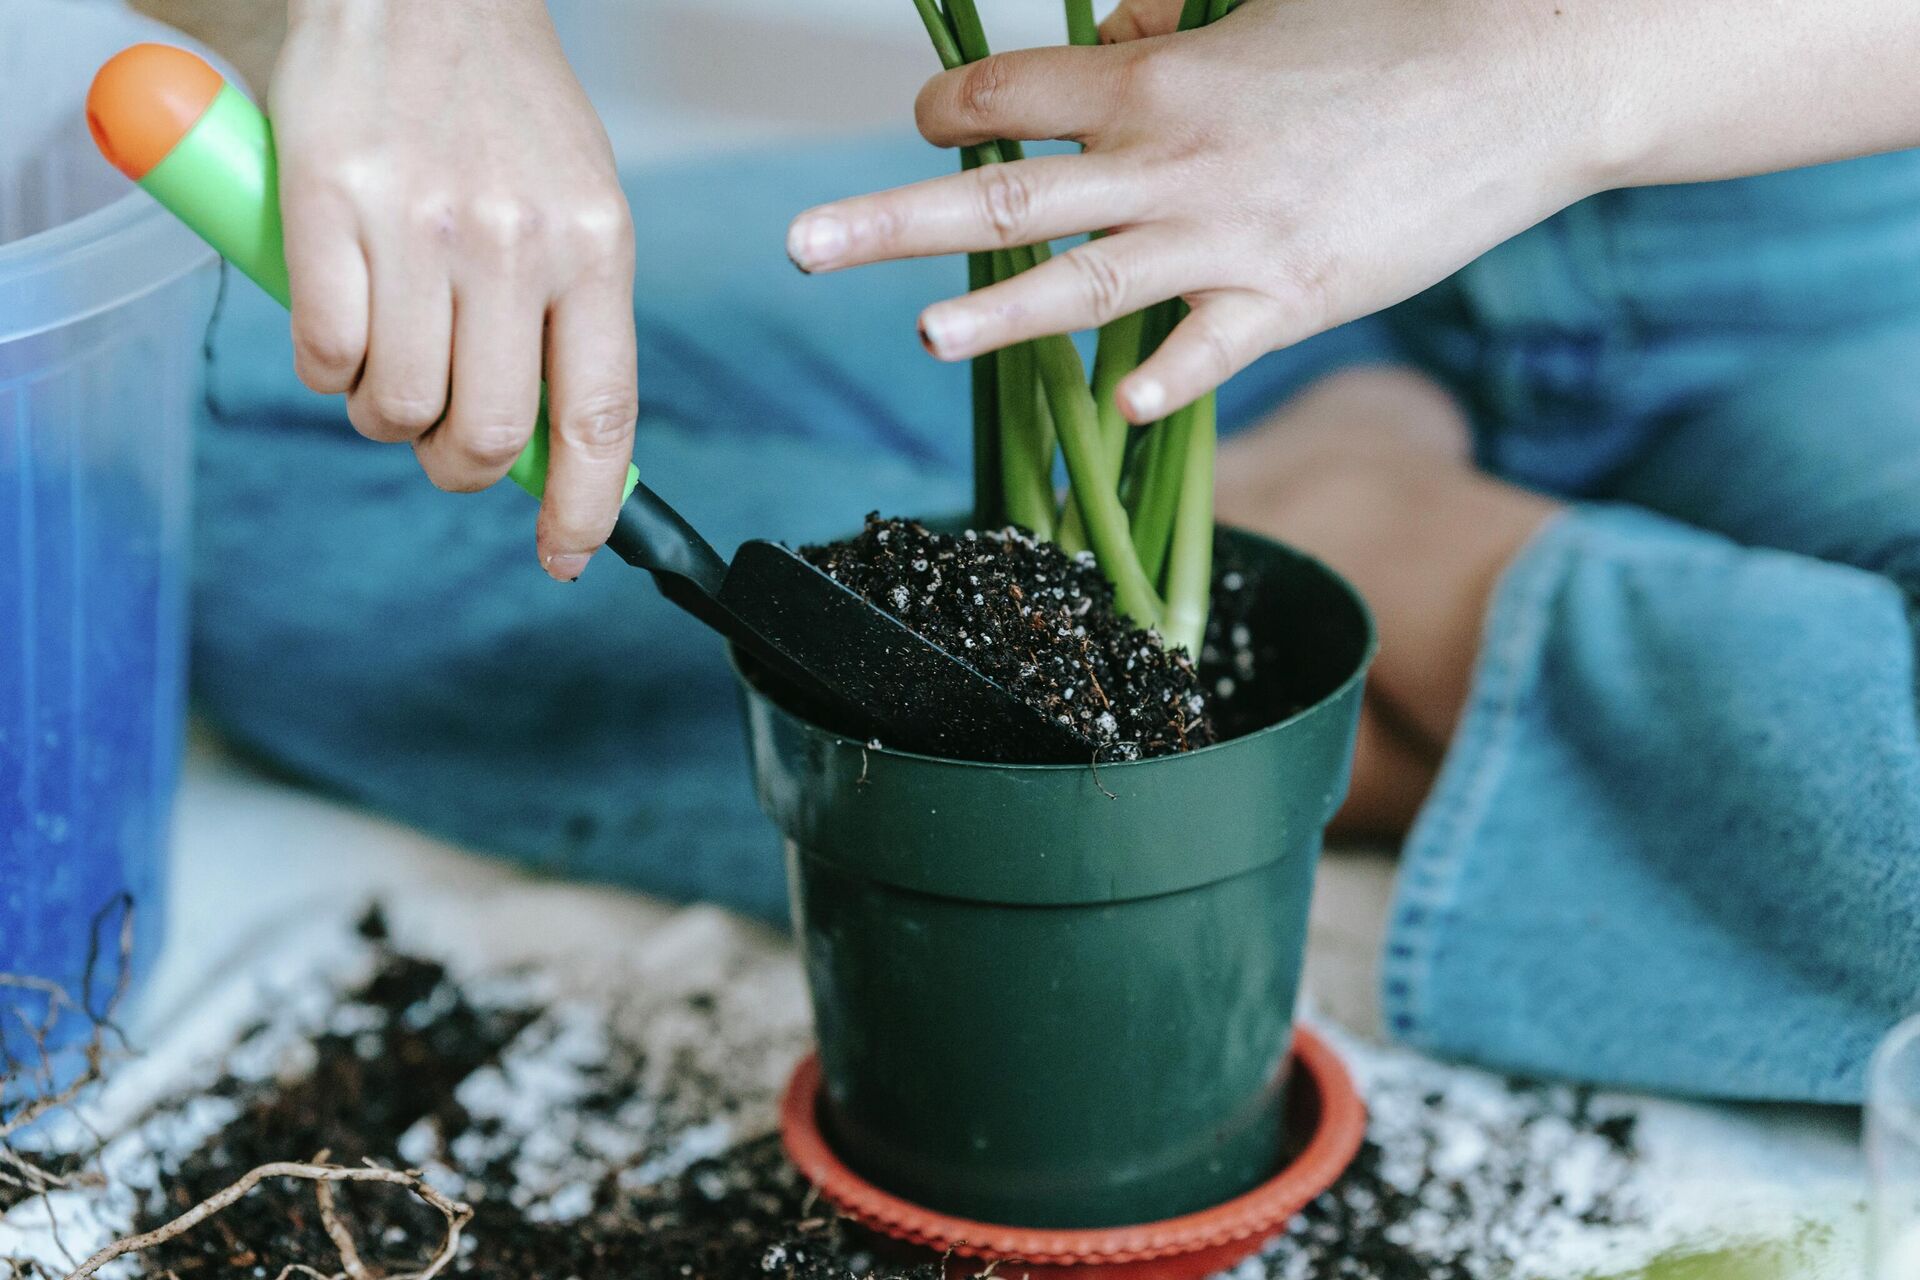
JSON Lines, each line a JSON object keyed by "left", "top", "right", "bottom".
{"left": 1095, "top": 0, "right": 1185, "bottom": 43}
{"left": 786, "top": 0, "right": 1614, "bottom": 423}
{"left": 271, "top": 0, "right": 637, "bottom": 580}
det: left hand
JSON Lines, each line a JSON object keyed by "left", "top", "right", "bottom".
{"left": 786, "top": 0, "right": 1619, "bottom": 422}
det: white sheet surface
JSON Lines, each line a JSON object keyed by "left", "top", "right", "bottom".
{"left": 3, "top": 739, "right": 1854, "bottom": 1278}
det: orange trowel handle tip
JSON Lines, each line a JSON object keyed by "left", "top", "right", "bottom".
{"left": 87, "top": 43, "right": 226, "bottom": 180}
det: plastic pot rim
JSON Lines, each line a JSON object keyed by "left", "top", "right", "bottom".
{"left": 729, "top": 519, "right": 1377, "bottom": 775}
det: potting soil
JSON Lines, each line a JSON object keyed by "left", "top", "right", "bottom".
{"left": 4, "top": 911, "right": 1647, "bottom": 1280}
{"left": 803, "top": 515, "right": 1217, "bottom": 760}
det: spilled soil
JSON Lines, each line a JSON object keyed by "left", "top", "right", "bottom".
{"left": 122, "top": 912, "right": 893, "bottom": 1280}
{"left": 69, "top": 913, "right": 1641, "bottom": 1280}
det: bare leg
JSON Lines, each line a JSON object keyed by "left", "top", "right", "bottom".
{"left": 1217, "top": 368, "right": 1562, "bottom": 837}
{"left": 1338, "top": 699, "right": 1444, "bottom": 840}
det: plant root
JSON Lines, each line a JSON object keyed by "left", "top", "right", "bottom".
{"left": 2, "top": 894, "right": 139, "bottom": 1277}
{"left": 311, "top": 1149, "right": 372, "bottom": 1280}
{"left": 61, "top": 1159, "right": 473, "bottom": 1280}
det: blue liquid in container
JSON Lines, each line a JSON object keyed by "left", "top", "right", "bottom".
{"left": 1, "top": 2, "right": 222, "bottom": 1073}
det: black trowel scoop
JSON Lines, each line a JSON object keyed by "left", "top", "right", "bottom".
{"left": 606, "top": 483, "right": 1089, "bottom": 761}
{"left": 89, "top": 44, "right": 1090, "bottom": 764}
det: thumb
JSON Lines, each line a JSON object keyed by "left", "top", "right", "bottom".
{"left": 1098, "top": 0, "right": 1186, "bottom": 42}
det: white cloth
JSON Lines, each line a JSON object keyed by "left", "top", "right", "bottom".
{"left": 0, "top": 739, "right": 1872, "bottom": 1277}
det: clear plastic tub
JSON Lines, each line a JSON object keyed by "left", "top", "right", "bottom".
{"left": 1872, "top": 1015, "right": 1920, "bottom": 1280}
{"left": 1, "top": 2, "right": 221, "bottom": 1058}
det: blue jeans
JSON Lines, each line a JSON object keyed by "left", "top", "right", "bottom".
{"left": 191, "top": 139, "right": 1920, "bottom": 1104}
{"left": 1382, "top": 157, "right": 1920, "bottom": 1103}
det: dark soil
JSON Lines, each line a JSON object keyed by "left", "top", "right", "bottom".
{"left": 127, "top": 912, "right": 917, "bottom": 1280}
{"left": 803, "top": 516, "right": 1215, "bottom": 760}
{"left": 90, "top": 915, "right": 1639, "bottom": 1280}
{"left": 1196, "top": 535, "right": 1297, "bottom": 741}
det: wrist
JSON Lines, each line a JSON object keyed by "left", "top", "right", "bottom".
{"left": 286, "top": 0, "right": 549, "bottom": 36}
{"left": 1500, "top": 0, "right": 1664, "bottom": 200}
{"left": 285, "top": 0, "right": 380, "bottom": 32}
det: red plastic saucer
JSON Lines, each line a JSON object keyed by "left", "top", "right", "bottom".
{"left": 778, "top": 1026, "right": 1366, "bottom": 1279}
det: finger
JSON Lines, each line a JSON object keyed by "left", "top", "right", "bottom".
{"left": 914, "top": 44, "right": 1130, "bottom": 149}
{"left": 1099, "top": 0, "right": 1185, "bottom": 42}
{"left": 917, "top": 231, "right": 1194, "bottom": 361}
{"left": 787, "top": 154, "right": 1146, "bottom": 273}
{"left": 537, "top": 277, "right": 639, "bottom": 580}
{"left": 346, "top": 244, "right": 453, "bottom": 444}
{"left": 412, "top": 282, "right": 544, "bottom": 494}
{"left": 281, "top": 193, "right": 370, "bottom": 394}
{"left": 1119, "top": 293, "right": 1283, "bottom": 423}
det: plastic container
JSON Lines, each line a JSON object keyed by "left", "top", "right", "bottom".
{"left": 739, "top": 525, "right": 1374, "bottom": 1229}
{"left": 0, "top": 2, "right": 220, "bottom": 1062}
{"left": 1871, "top": 1014, "right": 1920, "bottom": 1280}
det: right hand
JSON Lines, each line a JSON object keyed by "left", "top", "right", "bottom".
{"left": 1096, "top": 0, "right": 1187, "bottom": 42}
{"left": 787, "top": 0, "right": 1617, "bottom": 424}
{"left": 270, "top": 0, "right": 638, "bottom": 581}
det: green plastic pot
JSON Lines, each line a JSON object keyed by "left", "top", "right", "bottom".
{"left": 736, "top": 524, "right": 1374, "bottom": 1229}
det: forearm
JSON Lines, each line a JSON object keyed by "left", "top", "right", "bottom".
{"left": 1579, "top": 0, "right": 1920, "bottom": 189}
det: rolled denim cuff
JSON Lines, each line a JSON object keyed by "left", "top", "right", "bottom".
{"left": 1381, "top": 505, "right": 1920, "bottom": 1103}
{"left": 1381, "top": 506, "right": 1573, "bottom": 1064}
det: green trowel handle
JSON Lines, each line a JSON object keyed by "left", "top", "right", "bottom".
{"left": 130, "top": 81, "right": 637, "bottom": 505}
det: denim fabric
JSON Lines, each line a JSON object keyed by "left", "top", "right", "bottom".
{"left": 1385, "top": 152, "right": 1920, "bottom": 1103}
{"left": 1386, "top": 503, "right": 1920, "bottom": 1102}
{"left": 192, "top": 135, "right": 1920, "bottom": 1101}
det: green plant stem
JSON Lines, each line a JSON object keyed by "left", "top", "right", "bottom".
{"left": 911, "top": 0, "right": 965, "bottom": 66}
{"left": 1091, "top": 309, "right": 1145, "bottom": 477}
{"left": 1128, "top": 407, "right": 1191, "bottom": 584}
{"left": 1160, "top": 392, "right": 1216, "bottom": 656}
{"left": 1029, "top": 328, "right": 1162, "bottom": 626}
{"left": 1113, "top": 302, "right": 1177, "bottom": 525}
{"left": 937, "top": 0, "right": 1050, "bottom": 530}
{"left": 1054, "top": 497, "right": 1088, "bottom": 558}
{"left": 1056, "top": 309, "right": 1145, "bottom": 552}
{"left": 969, "top": 323, "right": 1003, "bottom": 528}
{"left": 913, "top": 0, "right": 1163, "bottom": 629}
{"left": 1122, "top": 297, "right": 1189, "bottom": 581}
{"left": 1051, "top": 0, "right": 1132, "bottom": 552}
{"left": 997, "top": 339, "right": 1056, "bottom": 538}
{"left": 990, "top": 249, "right": 1057, "bottom": 537}
{"left": 964, "top": 152, "right": 1002, "bottom": 528}
{"left": 946, "top": 0, "right": 992, "bottom": 61}
{"left": 1116, "top": 300, "right": 1179, "bottom": 522}
{"left": 1064, "top": 0, "right": 1098, "bottom": 45}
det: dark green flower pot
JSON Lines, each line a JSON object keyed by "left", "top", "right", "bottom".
{"left": 735, "top": 525, "right": 1374, "bottom": 1230}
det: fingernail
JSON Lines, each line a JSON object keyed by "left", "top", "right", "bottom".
{"left": 918, "top": 306, "right": 977, "bottom": 360}
{"left": 544, "top": 551, "right": 591, "bottom": 581}
{"left": 1126, "top": 378, "right": 1166, "bottom": 420}
{"left": 787, "top": 214, "right": 848, "bottom": 271}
